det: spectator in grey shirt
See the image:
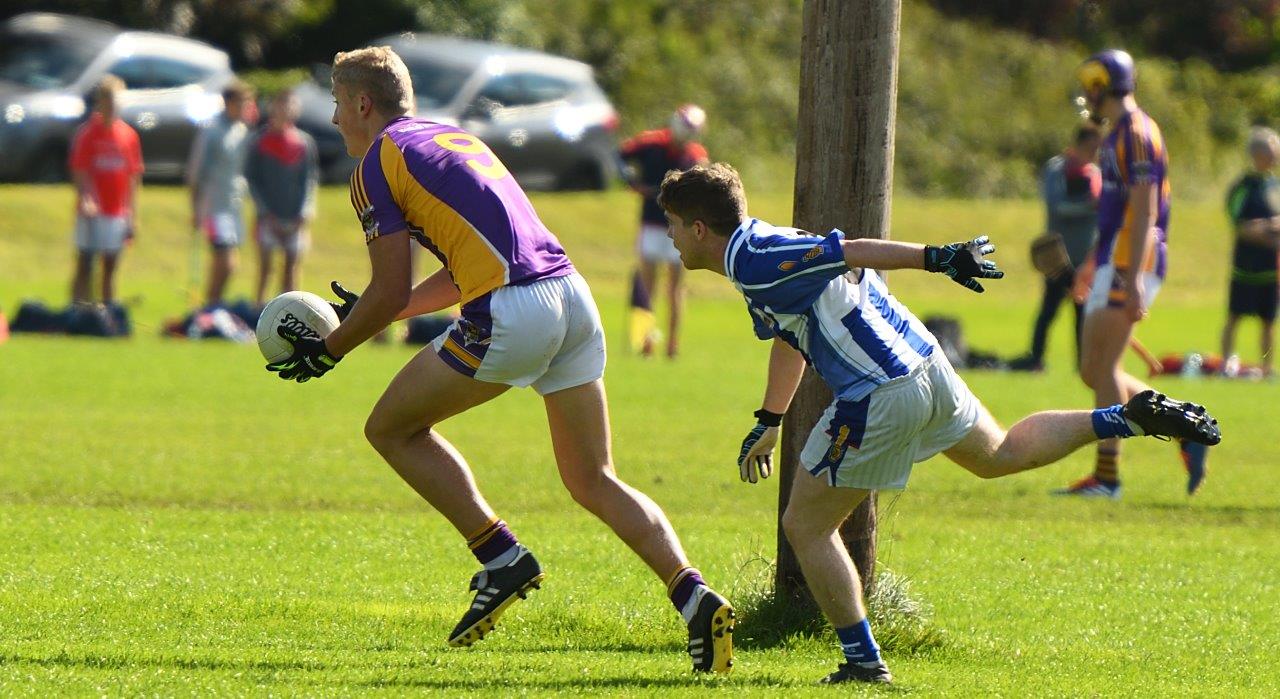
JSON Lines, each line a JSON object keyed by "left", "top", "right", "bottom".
{"left": 245, "top": 90, "right": 319, "bottom": 306}
{"left": 188, "top": 80, "right": 255, "bottom": 307}
{"left": 1011, "top": 124, "right": 1102, "bottom": 371}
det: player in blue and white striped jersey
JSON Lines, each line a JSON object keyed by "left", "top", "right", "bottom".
{"left": 658, "top": 163, "right": 1221, "bottom": 686}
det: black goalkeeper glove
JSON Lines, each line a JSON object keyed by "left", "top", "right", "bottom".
{"left": 329, "top": 280, "right": 360, "bottom": 321}
{"left": 923, "top": 235, "right": 1005, "bottom": 293}
{"left": 266, "top": 325, "right": 342, "bottom": 383}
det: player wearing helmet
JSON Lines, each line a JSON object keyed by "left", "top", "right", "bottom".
{"left": 619, "top": 105, "right": 709, "bottom": 358}
{"left": 1057, "top": 49, "right": 1211, "bottom": 498}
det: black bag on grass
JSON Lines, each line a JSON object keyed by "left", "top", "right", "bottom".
{"left": 10, "top": 301, "right": 69, "bottom": 334}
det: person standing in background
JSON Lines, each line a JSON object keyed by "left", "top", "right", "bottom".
{"left": 245, "top": 89, "right": 319, "bottom": 307}
{"left": 189, "top": 80, "right": 255, "bottom": 308}
{"left": 1220, "top": 127, "right": 1280, "bottom": 377}
{"left": 1010, "top": 124, "right": 1102, "bottom": 372}
{"left": 68, "top": 75, "right": 142, "bottom": 307}
{"left": 619, "top": 105, "right": 708, "bottom": 358}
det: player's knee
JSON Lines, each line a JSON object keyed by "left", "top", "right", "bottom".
{"left": 964, "top": 459, "right": 1007, "bottom": 479}
{"left": 563, "top": 469, "right": 614, "bottom": 512}
{"left": 1079, "top": 359, "right": 1107, "bottom": 390}
{"left": 363, "top": 411, "right": 406, "bottom": 453}
{"left": 781, "top": 505, "right": 828, "bottom": 545}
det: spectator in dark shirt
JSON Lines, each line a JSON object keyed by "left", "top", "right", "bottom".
{"left": 619, "top": 105, "right": 708, "bottom": 358}
{"left": 1220, "top": 127, "right": 1280, "bottom": 376}
{"left": 1011, "top": 124, "right": 1102, "bottom": 372}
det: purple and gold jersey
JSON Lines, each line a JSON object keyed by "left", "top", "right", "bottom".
{"left": 1096, "top": 109, "right": 1170, "bottom": 277}
{"left": 350, "top": 116, "right": 574, "bottom": 304}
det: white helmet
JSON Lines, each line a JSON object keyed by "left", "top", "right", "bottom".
{"left": 670, "top": 104, "right": 706, "bottom": 142}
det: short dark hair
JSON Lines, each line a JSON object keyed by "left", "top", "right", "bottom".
{"left": 657, "top": 163, "right": 747, "bottom": 236}
{"left": 222, "top": 79, "right": 254, "bottom": 104}
{"left": 1075, "top": 123, "right": 1101, "bottom": 145}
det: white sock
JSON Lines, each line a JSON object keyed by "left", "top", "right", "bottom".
{"left": 680, "top": 584, "right": 711, "bottom": 623}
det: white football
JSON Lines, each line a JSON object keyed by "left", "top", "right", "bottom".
{"left": 256, "top": 291, "right": 341, "bottom": 362}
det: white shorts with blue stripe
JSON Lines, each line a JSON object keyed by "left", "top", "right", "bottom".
{"left": 800, "top": 352, "right": 981, "bottom": 490}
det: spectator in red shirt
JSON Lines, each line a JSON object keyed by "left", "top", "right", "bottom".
{"left": 245, "top": 90, "right": 319, "bottom": 306}
{"left": 68, "top": 75, "right": 143, "bottom": 306}
{"left": 619, "top": 105, "right": 708, "bottom": 358}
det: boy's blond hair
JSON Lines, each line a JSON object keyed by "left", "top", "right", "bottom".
{"left": 332, "top": 46, "right": 414, "bottom": 116}
{"left": 94, "top": 74, "right": 125, "bottom": 103}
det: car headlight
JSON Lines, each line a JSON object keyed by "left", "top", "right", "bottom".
{"left": 185, "top": 91, "right": 223, "bottom": 123}
{"left": 553, "top": 106, "right": 586, "bottom": 142}
{"left": 10, "top": 95, "right": 87, "bottom": 123}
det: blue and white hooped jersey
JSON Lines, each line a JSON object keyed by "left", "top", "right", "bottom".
{"left": 726, "top": 219, "right": 938, "bottom": 403}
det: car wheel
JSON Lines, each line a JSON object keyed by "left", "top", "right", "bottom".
{"left": 558, "top": 159, "right": 608, "bottom": 191}
{"left": 31, "top": 143, "right": 69, "bottom": 183}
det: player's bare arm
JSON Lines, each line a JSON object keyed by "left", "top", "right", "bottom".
{"left": 762, "top": 338, "right": 806, "bottom": 414}
{"left": 1237, "top": 217, "right": 1279, "bottom": 247}
{"left": 394, "top": 267, "right": 462, "bottom": 321}
{"left": 324, "top": 230, "right": 411, "bottom": 357}
{"left": 1121, "top": 182, "right": 1157, "bottom": 320}
{"left": 738, "top": 339, "right": 805, "bottom": 483}
{"left": 838, "top": 236, "right": 1003, "bottom": 293}
{"left": 74, "top": 171, "right": 98, "bottom": 217}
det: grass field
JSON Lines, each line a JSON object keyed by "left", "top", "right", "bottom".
{"left": 1, "top": 184, "right": 1277, "bottom": 696}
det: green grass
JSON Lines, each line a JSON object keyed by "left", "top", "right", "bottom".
{"left": 1, "top": 184, "right": 1277, "bottom": 695}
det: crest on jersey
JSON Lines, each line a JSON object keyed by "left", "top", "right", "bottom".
{"left": 777, "top": 244, "right": 825, "bottom": 271}
{"left": 361, "top": 205, "right": 379, "bottom": 242}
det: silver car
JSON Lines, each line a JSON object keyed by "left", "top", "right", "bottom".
{"left": 0, "top": 12, "right": 233, "bottom": 181}
{"left": 297, "top": 34, "right": 620, "bottom": 190}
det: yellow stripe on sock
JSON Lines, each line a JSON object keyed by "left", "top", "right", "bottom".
{"left": 464, "top": 517, "right": 500, "bottom": 545}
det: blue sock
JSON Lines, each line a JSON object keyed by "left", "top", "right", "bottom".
{"left": 1091, "top": 405, "right": 1137, "bottom": 439}
{"left": 835, "top": 618, "right": 881, "bottom": 667}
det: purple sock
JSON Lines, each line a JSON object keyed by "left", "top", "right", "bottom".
{"left": 467, "top": 519, "right": 519, "bottom": 567}
{"left": 668, "top": 567, "right": 707, "bottom": 613}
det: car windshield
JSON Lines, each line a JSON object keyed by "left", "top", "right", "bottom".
{"left": 407, "top": 60, "right": 471, "bottom": 109}
{"left": 0, "top": 32, "right": 101, "bottom": 89}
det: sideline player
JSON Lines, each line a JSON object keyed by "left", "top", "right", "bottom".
{"left": 68, "top": 75, "right": 142, "bottom": 307}
{"left": 657, "top": 162, "right": 1220, "bottom": 684}
{"left": 245, "top": 89, "right": 319, "bottom": 306}
{"left": 188, "top": 80, "right": 254, "bottom": 307}
{"left": 1220, "top": 127, "right": 1280, "bottom": 377}
{"left": 619, "top": 105, "right": 708, "bottom": 357}
{"left": 1058, "top": 49, "right": 1210, "bottom": 498}
{"left": 1009, "top": 124, "right": 1102, "bottom": 372}
{"left": 265, "top": 47, "right": 734, "bottom": 673}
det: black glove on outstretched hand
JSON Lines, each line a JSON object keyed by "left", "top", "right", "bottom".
{"left": 923, "top": 235, "right": 1005, "bottom": 293}
{"left": 266, "top": 325, "right": 342, "bottom": 382}
{"left": 329, "top": 280, "right": 360, "bottom": 320}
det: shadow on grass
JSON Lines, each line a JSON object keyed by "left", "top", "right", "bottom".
{"left": 731, "top": 554, "right": 946, "bottom": 656}
{"left": 357, "top": 674, "right": 785, "bottom": 691}
{"left": 0, "top": 650, "right": 331, "bottom": 673}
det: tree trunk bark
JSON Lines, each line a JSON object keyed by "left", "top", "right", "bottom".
{"left": 776, "top": 0, "right": 902, "bottom": 602}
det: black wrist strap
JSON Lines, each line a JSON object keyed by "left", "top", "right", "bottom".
{"left": 753, "top": 409, "right": 783, "bottom": 427}
{"left": 922, "top": 245, "right": 942, "bottom": 272}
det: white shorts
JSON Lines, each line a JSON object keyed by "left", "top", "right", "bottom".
{"left": 75, "top": 216, "right": 129, "bottom": 254}
{"left": 638, "top": 223, "right": 681, "bottom": 264}
{"left": 256, "top": 218, "right": 309, "bottom": 255}
{"left": 203, "top": 211, "right": 244, "bottom": 249}
{"left": 433, "top": 272, "right": 606, "bottom": 395}
{"left": 800, "top": 353, "right": 981, "bottom": 490}
{"left": 1084, "top": 263, "right": 1164, "bottom": 315}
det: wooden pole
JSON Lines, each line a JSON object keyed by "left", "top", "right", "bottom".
{"left": 777, "top": 0, "right": 902, "bottom": 601}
